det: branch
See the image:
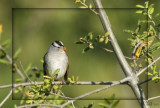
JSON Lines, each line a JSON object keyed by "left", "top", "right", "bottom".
{"left": 15, "top": 104, "right": 61, "bottom": 108}
{"left": 148, "top": 95, "right": 160, "bottom": 101}
{"left": 0, "top": 89, "right": 13, "bottom": 107}
{"left": 79, "top": 0, "right": 98, "bottom": 15}
{"left": 60, "top": 77, "right": 129, "bottom": 108}
{"left": 93, "top": 0, "right": 149, "bottom": 108}
{"left": 136, "top": 56, "right": 160, "bottom": 76}
{"left": 0, "top": 45, "right": 26, "bottom": 81}
{"left": 93, "top": 0, "right": 132, "bottom": 77}
{"left": 0, "top": 81, "right": 124, "bottom": 89}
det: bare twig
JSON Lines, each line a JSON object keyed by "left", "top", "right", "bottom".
{"left": 60, "top": 77, "right": 129, "bottom": 107}
{"left": 79, "top": 0, "right": 98, "bottom": 15}
{"left": 148, "top": 95, "right": 160, "bottom": 101}
{"left": 0, "top": 81, "right": 123, "bottom": 89}
{"left": 0, "top": 45, "right": 26, "bottom": 81}
{"left": 15, "top": 104, "right": 61, "bottom": 108}
{"left": 97, "top": 45, "right": 133, "bottom": 60}
{"left": 138, "top": 76, "right": 153, "bottom": 85}
{"left": 19, "top": 61, "right": 33, "bottom": 84}
{"left": 137, "top": 56, "right": 160, "bottom": 76}
{"left": 0, "top": 89, "right": 13, "bottom": 107}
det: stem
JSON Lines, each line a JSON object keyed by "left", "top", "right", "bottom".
{"left": 0, "top": 81, "right": 124, "bottom": 89}
{"left": 0, "top": 89, "right": 13, "bottom": 107}
{"left": 137, "top": 56, "right": 160, "bottom": 76}
{"left": 93, "top": 0, "right": 149, "bottom": 108}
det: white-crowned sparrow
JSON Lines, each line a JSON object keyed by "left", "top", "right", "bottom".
{"left": 43, "top": 41, "right": 69, "bottom": 81}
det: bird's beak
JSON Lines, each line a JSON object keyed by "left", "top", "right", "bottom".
{"left": 62, "top": 46, "right": 66, "bottom": 50}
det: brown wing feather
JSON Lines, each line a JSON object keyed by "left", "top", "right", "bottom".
{"left": 64, "top": 63, "right": 69, "bottom": 81}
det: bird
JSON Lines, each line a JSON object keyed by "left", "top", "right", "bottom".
{"left": 43, "top": 41, "right": 69, "bottom": 81}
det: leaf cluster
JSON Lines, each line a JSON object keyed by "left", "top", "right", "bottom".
{"left": 75, "top": 32, "right": 109, "bottom": 53}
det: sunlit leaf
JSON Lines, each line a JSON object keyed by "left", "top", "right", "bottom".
{"left": 13, "top": 47, "right": 22, "bottom": 59}
{"left": 0, "top": 59, "right": 9, "bottom": 64}
{"left": 136, "top": 5, "right": 145, "bottom": 8}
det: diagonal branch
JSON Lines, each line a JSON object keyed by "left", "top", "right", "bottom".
{"left": 0, "top": 45, "right": 26, "bottom": 81}
{"left": 93, "top": 0, "right": 149, "bottom": 108}
{"left": 60, "top": 77, "right": 129, "bottom": 108}
{"left": 137, "top": 56, "right": 160, "bottom": 76}
{"left": 0, "top": 89, "right": 13, "bottom": 107}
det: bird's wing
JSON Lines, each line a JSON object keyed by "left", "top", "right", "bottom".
{"left": 64, "top": 63, "right": 69, "bottom": 81}
{"left": 43, "top": 54, "right": 49, "bottom": 75}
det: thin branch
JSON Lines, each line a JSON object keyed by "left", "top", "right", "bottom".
{"left": 0, "top": 84, "right": 12, "bottom": 89}
{"left": 15, "top": 104, "right": 61, "bottom": 108}
{"left": 0, "top": 81, "right": 123, "bottom": 89}
{"left": 0, "top": 45, "right": 26, "bottom": 81}
{"left": 148, "top": 95, "right": 160, "bottom": 101}
{"left": 60, "top": 77, "right": 129, "bottom": 108}
{"left": 79, "top": 0, "right": 98, "bottom": 15}
{"left": 138, "top": 76, "right": 153, "bottom": 85}
{"left": 137, "top": 56, "right": 160, "bottom": 76}
{"left": 97, "top": 45, "right": 133, "bottom": 60}
{"left": 19, "top": 61, "right": 33, "bottom": 84}
{"left": 0, "top": 89, "right": 13, "bottom": 107}
{"left": 50, "top": 92, "right": 72, "bottom": 100}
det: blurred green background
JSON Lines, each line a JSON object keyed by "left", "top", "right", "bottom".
{"left": 0, "top": 0, "right": 160, "bottom": 108}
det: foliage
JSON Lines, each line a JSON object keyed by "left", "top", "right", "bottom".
{"left": 75, "top": 32, "right": 109, "bottom": 53}
{"left": 124, "top": 1, "right": 160, "bottom": 80}
{"left": 98, "top": 94, "right": 120, "bottom": 108}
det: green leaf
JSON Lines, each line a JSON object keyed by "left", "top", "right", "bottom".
{"left": 82, "top": 47, "right": 90, "bottom": 53}
{"left": 105, "top": 37, "right": 109, "bottom": 44}
{"left": 136, "top": 10, "right": 143, "bottom": 14}
{"left": 148, "top": 4, "right": 154, "bottom": 14}
{"left": 0, "top": 59, "right": 9, "bottom": 64}
{"left": 112, "top": 100, "right": 120, "bottom": 108}
{"left": 89, "top": 43, "right": 94, "bottom": 49}
{"left": 84, "top": 103, "right": 93, "bottom": 108}
{"left": 44, "top": 79, "right": 50, "bottom": 84}
{"left": 99, "top": 37, "right": 105, "bottom": 42}
{"left": 34, "top": 92, "right": 39, "bottom": 99}
{"left": 124, "top": 29, "right": 134, "bottom": 33}
{"left": 83, "top": 0, "right": 86, "bottom": 3}
{"left": 53, "top": 85, "right": 58, "bottom": 90}
{"left": 153, "top": 66, "right": 156, "bottom": 74}
{"left": 88, "top": 32, "right": 93, "bottom": 40}
{"left": 136, "top": 5, "right": 145, "bottom": 8}
{"left": 105, "top": 32, "right": 109, "bottom": 37}
{"left": 26, "top": 100, "right": 33, "bottom": 104}
{"left": 53, "top": 68, "right": 60, "bottom": 77}
{"left": 79, "top": 6, "right": 87, "bottom": 8}
{"left": 2, "top": 39, "right": 11, "bottom": 48}
{"left": 98, "top": 103, "right": 108, "bottom": 108}
{"left": 75, "top": 0, "right": 81, "bottom": 3}
{"left": 89, "top": 3, "right": 92, "bottom": 8}
{"left": 25, "top": 63, "right": 32, "bottom": 73}
{"left": 16, "top": 78, "right": 22, "bottom": 82}
{"left": 148, "top": 72, "right": 153, "bottom": 76}
{"left": 145, "top": 1, "right": 149, "bottom": 8}
{"left": 152, "top": 77, "right": 158, "bottom": 80}
{"left": 155, "top": 13, "right": 160, "bottom": 17}
{"left": 104, "top": 99, "right": 112, "bottom": 105}
{"left": 13, "top": 47, "right": 22, "bottom": 59}
{"left": 148, "top": 7, "right": 154, "bottom": 15}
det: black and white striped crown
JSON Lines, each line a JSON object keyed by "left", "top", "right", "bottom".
{"left": 52, "top": 41, "right": 64, "bottom": 47}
